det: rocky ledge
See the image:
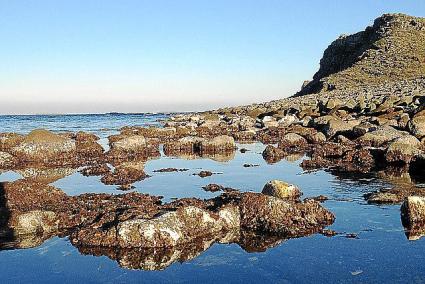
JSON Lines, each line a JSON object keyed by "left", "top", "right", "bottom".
{"left": 0, "top": 179, "right": 334, "bottom": 269}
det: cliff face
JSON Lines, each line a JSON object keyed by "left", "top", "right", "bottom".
{"left": 297, "top": 13, "right": 425, "bottom": 96}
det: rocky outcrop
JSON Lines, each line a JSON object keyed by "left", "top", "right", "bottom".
{"left": 297, "top": 14, "right": 425, "bottom": 96}
{"left": 10, "top": 129, "right": 76, "bottom": 164}
{"left": 0, "top": 179, "right": 334, "bottom": 262}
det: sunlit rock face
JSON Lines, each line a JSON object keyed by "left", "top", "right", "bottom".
{"left": 10, "top": 129, "right": 77, "bottom": 164}
{"left": 401, "top": 196, "right": 425, "bottom": 241}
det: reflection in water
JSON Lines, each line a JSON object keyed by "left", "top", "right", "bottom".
{"left": 15, "top": 167, "right": 76, "bottom": 183}
{"left": 77, "top": 230, "right": 286, "bottom": 271}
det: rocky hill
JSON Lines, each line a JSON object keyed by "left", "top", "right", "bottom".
{"left": 207, "top": 13, "right": 425, "bottom": 115}
{"left": 296, "top": 13, "right": 425, "bottom": 96}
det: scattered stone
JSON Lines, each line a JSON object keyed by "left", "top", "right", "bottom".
{"left": 262, "top": 180, "right": 302, "bottom": 200}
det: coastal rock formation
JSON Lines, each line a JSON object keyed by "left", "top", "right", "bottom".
{"left": 11, "top": 129, "right": 76, "bottom": 165}
{"left": 0, "top": 179, "right": 334, "bottom": 260}
{"left": 297, "top": 13, "right": 425, "bottom": 96}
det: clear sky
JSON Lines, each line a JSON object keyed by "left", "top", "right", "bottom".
{"left": 0, "top": 1, "right": 424, "bottom": 114}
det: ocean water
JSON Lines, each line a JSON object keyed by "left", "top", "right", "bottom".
{"left": 0, "top": 114, "right": 424, "bottom": 283}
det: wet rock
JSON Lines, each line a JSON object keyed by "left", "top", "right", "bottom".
{"left": 199, "top": 135, "right": 236, "bottom": 153}
{"left": 305, "top": 195, "right": 329, "bottom": 203}
{"left": 115, "top": 205, "right": 238, "bottom": 248}
{"left": 365, "top": 182, "right": 425, "bottom": 204}
{"left": 153, "top": 168, "right": 189, "bottom": 173}
{"left": 401, "top": 196, "right": 425, "bottom": 240}
{"left": 202, "top": 184, "right": 224, "bottom": 192}
{"left": 79, "top": 164, "right": 110, "bottom": 177}
{"left": 12, "top": 210, "right": 59, "bottom": 235}
{"left": 261, "top": 180, "right": 302, "bottom": 200}
{"left": 239, "top": 193, "right": 335, "bottom": 237}
{"left": 386, "top": 135, "right": 423, "bottom": 164}
{"left": 262, "top": 145, "right": 285, "bottom": 163}
{"left": 243, "top": 164, "right": 259, "bottom": 168}
{"left": 101, "top": 162, "right": 149, "bottom": 185}
{"left": 0, "top": 152, "right": 16, "bottom": 168}
{"left": 164, "top": 136, "right": 205, "bottom": 153}
{"left": 11, "top": 129, "right": 76, "bottom": 165}
{"left": 194, "top": 170, "right": 213, "bottom": 178}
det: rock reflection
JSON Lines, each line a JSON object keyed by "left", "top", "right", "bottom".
{"left": 77, "top": 230, "right": 287, "bottom": 271}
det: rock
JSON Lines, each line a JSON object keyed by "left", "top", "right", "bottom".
{"left": 0, "top": 151, "right": 16, "bottom": 168}
{"left": 199, "top": 135, "right": 236, "bottom": 153}
{"left": 109, "top": 135, "right": 146, "bottom": 155}
{"left": 243, "top": 164, "right": 259, "bottom": 168}
{"left": 11, "top": 129, "right": 76, "bottom": 164}
{"left": 323, "top": 119, "right": 360, "bottom": 138}
{"left": 357, "top": 126, "right": 408, "bottom": 147}
{"left": 279, "top": 133, "right": 308, "bottom": 149}
{"left": 409, "top": 114, "right": 425, "bottom": 139}
{"left": 202, "top": 184, "right": 224, "bottom": 192}
{"left": 13, "top": 210, "right": 59, "bottom": 235}
{"left": 365, "top": 191, "right": 400, "bottom": 204}
{"left": 239, "top": 193, "right": 335, "bottom": 237}
{"left": 386, "top": 135, "right": 423, "bottom": 164}
{"left": 278, "top": 115, "right": 298, "bottom": 127}
{"left": 194, "top": 170, "right": 214, "bottom": 178}
{"left": 0, "top": 133, "right": 24, "bottom": 152}
{"left": 401, "top": 196, "right": 425, "bottom": 240}
{"left": 262, "top": 180, "right": 302, "bottom": 200}
{"left": 153, "top": 168, "right": 189, "bottom": 173}
{"left": 101, "top": 162, "right": 149, "bottom": 185}
{"left": 262, "top": 145, "right": 285, "bottom": 163}
{"left": 116, "top": 206, "right": 238, "bottom": 248}
{"left": 309, "top": 132, "right": 327, "bottom": 144}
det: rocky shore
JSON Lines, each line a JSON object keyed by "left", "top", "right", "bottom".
{"left": 1, "top": 13, "right": 425, "bottom": 269}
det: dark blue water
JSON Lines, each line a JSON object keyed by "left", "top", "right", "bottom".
{"left": 0, "top": 114, "right": 424, "bottom": 283}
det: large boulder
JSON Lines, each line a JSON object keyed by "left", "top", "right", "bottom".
{"left": 108, "top": 135, "right": 159, "bottom": 159}
{"left": 357, "top": 126, "right": 408, "bottom": 147}
{"left": 323, "top": 118, "right": 360, "bottom": 138}
{"left": 239, "top": 193, "right": 335, "bottom": 237}
{"left": 386, "top": 135, "right": 423, "bottom": 164}
{"left": 11, "top": 129, "right": 76, "bottom": 164}
{"left": 117, "top": 205, "right": 239, "bottom": 248}
{"left": 199, "top": 135, "right": 236, "bottom": 153}
{"left": 262, "top": 180, "right": 302, "bottom": 200}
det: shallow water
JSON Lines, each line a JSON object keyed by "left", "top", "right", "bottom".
{"left": 1, "top": 114, "right": 424, "bottom": 283}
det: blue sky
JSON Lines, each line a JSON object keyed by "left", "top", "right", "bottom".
{"left": 0, "top": 1, "right": 424, "bottom": 114}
